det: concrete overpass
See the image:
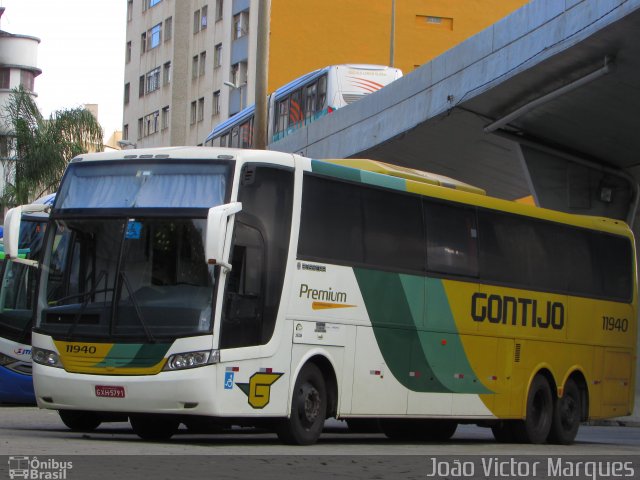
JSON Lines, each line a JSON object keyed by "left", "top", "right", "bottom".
{"left": 269, "top": 0, "right": 640, "bottom": 421}
{"left": 270, "top": 0, "right": 640, "bottom": 227}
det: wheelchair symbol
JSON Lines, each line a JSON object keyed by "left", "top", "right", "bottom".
{"left": 224, "top": 371, "right": 234, "bottom": 390}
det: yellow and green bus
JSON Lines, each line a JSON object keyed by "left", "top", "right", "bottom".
{"left": 6, "top": 147, "right": 635, "bottom": 445}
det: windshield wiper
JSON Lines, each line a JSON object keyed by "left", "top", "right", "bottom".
{"left": 119, "top": 271, "right": 156, "bottom": 344}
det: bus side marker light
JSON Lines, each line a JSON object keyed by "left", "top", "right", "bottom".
{"left": 454, "top": 373, "right": 465, "bottom": 379}
{"left": 441, "top": 339, "right": 447, "bottom": 346}
{"left": 409, "top": 371, "right": 421, "bottom": 378}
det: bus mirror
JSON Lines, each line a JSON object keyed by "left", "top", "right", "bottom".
{"left": 3, "top": 203, "right": 50, "bottom": 267}
{"left": 206, "top": 202, "right": 242, "bottom": 272}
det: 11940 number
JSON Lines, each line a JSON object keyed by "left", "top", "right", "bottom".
{"left": 65, "top": 344, "right": 97, "bottom": 354}
{"left": 602, "top": 316, "right": 628, "bottom": 332}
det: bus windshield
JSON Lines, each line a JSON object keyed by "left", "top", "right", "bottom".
{"left": 36, "top": 159, "right": 232, "bottom": 341}
{"left": 38, "top": 217, "right": 214, "bottom": 341}
{"left": 55, "top": 160, "right": 229, "bottom": 211}
{"left": 0, "top": 219, "right": 48, "bottom": 343}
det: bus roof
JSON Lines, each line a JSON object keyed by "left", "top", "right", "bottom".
{"left": 320, "top": 159, "right": 486, "bottom": 195}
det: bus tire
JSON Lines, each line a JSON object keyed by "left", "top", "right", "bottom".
{"left": 548, "top": 378, "right": 581, "bottom": 444}
{"left": 130, "top": 414, "right": 179, "bottom": 441}
{"left": 58, "top": 410, "right": 101, "bottom": 432}
{"left": 276, "top": 363, "right": 326, "bottom": 445}
{"left": 513, "top": 374, "right": 553, "bottom": 444}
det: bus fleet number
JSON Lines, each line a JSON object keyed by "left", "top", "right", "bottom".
{"left": 65, "top": 345, "right": 97, "bottom": 354}
{"left": 602, "top": 316, "right": 628, "bottom": 332}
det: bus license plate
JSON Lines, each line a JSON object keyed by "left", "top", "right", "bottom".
{"left": 95, "top": 385, "right": 125, "bottom": 398}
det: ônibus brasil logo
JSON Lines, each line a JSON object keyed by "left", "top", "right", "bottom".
{"left": 8, "top": 456, "right": 72, "bottom": 479}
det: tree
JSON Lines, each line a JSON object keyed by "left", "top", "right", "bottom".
{"left": 1, "top": 85, "right": 104, "bottom": 206}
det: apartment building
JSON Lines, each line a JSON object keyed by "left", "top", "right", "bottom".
{"left": 0, "top": 7, "right": 41, "bottom": 191}
{"left": 123, "top": 0, "right": 528, "bottom": 148}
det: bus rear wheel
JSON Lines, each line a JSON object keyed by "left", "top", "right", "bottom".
{"left": 276, "top": 363, "right": 327, "bottom": 445}
{"left": 130, "top": 414, "right": 179, "bottom": 441}
{"left": 548, "top": 378, "right": 581, "bottom": 444}
{"left": 58, "top": 410, "right": 102, "bottom": 432}
{"left": 513, "top": 374, "right": 553, "bottom": 444}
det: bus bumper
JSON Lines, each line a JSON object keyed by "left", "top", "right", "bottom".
{"left": 0, "top": 366, "right": 35, "bottom": 404}
{"left": 33, "top": 362, "right": 219, "bottom": 415}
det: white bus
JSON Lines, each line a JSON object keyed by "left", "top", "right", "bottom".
{"left": 204, "top": 64, "right": 403, "bottom": 148}
{"left": 8, "top": 148, "right": 636, "bottom": 445}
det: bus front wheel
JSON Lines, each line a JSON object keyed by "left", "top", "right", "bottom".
{"left": 58, "top": 410, "right": 102, "bottom": 432}
{"left": 513, "top": 374, "right": 553, "bottom": 444}
{"left": 548, "top": 378, "right": 581, "bottom": 444}
{"left": 276, "top": 363, "right": 327, "bottom": 445}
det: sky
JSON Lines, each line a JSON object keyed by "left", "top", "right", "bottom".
{"left": 0, "top": 0, "right": 126, "bottom": 137}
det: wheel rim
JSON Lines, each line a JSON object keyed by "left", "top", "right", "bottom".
{"left": 297, "top": 383, "right": 321, "bottom": 428}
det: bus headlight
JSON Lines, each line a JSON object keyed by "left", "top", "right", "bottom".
{"left": 163, "top": 349, "right": 219, "bottom": 371}
{"left": 32, "top": 347, "right": 63, "bottom": 368}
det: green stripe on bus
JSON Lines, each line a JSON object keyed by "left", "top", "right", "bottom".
{"left": 361, "top": 170, "right": 406, "bottom": 191}
{"left": 311, "top": 160, "right": 361, "bottom": 182}
{"left": 354, "top": 268, "right": 491, "bottom": 394}
{"left": 93, "top": 343, "right": 170, "bottom": 368}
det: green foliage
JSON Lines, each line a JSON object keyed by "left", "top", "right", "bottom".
{"left": 1, "top": 85, "right": 104, "bottom": 206}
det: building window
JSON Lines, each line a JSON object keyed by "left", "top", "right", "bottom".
{"left": 199, "top": 51, "right": 206, "bottom": 77}
{"left": 201, "top": 6, "right": 208, "bottom": 30}
{"left": 163, "top": 61, "right": 171, "bottom": 86}
{"left": 123, "top": 124, "right": 129, "bottom": 141}
{"left": 214, "top": 43, "right": 222, "bottom": 68}
{"left": 190, "top": 101, "right": 197, "bottom": 124}
{"left": 193, "top": 9, "right": 201, "bottom": 34}
{"left": 146, "top": 67, "right": 161, "bottom": 93}
{"left": 161, "top": 106, "right": 170, "bottom": 130}
{"left": 141, "top": 32, "right": 147, "bottom": 54}
{"left": 165, "top": 17, "right": 172, "bottom": 42}
{"left": 213, "top": 90, "right": 220, "bottom": 115}
{"left": 126, "top": 41, "right": 132, "bottom": 63}
{"left": 0, "top": 68, "right": 10, "bottom": 89}
{"left": 127, "top": 0, "right": 133, "bottom": 21}
{"left": 230, "top": 62, "right": 247, "bottom": 86}
{"left": 144, "top": 110, "right": 160, "bottom": 136}
{"left": 192, "top": 55, "right": 199, "bottom": 80}
{"left": 139, "top": 76, "right": 145, "bottom": 97}
{"left": 198, "top": 98, "right": 205, "bottom": 122}
{"left": 215, "top": 0, "right": 223, "bottom": 21}
{"left": 124, "top": 83, "right": 130, "bottom": 105}
{"left": 233, "top": 11, "right": 249, "bottom": 40}
{"left": 148, "top": 23, "right": 162, "bottom": 50}
{"left": 137, "top": 118, "right": 143, "bottom": 139}
{"left": 144, "top": 0, "right": 162, "bottom": 10}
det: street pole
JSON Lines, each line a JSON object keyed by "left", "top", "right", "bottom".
{"left": 254, "top": 0, "right": 271, "bottom": 150}
{"left": 390, "top": 0, "right": 396, "bottom": 68}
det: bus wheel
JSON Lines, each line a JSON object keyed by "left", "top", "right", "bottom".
{"left": 130, "top": 414, "right": 179, "bottom": 441}
{"left": 58, "top": 410, "right": 101, "bottom": 432}
{"left": 276, "top": 363, "right": 326, "bottom": 445}
{"left": 548, "top": 378, "right": 581, "bottom": 444}
{"left": 513, "top": 374, "right": 553, "bottom": 444}
{"left": 491, "top": 421, "right": 515, "bottom": 443}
